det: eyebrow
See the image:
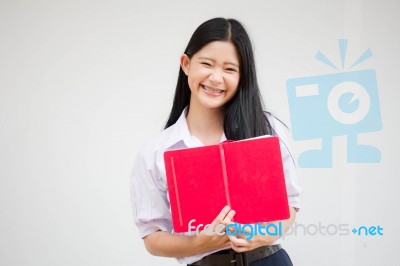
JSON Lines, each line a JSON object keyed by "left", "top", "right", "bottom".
{"left": 198, "top": 57, "right": 239, "bottom": 67}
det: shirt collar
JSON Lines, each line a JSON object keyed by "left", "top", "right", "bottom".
{"left": 164, "top": 106, "right": 227, "bottom": 150}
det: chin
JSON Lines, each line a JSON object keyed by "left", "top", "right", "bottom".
{"left": 199, "top": 100, "right": 226, "bottom": 110}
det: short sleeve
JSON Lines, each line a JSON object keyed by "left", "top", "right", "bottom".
{"left": 268, "top": 115, "right": 302, "bottom": 210}
{"left": 130, "top": 149, "right": 173, "bottom": 238}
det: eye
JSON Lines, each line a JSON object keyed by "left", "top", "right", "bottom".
{"left": 225, "top": 68, "right": 238, "bottom": 73}
{"left": 201, "top": 62, "right": 212, "bottom": 67}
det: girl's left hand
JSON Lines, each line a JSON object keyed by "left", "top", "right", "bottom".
{"left": 221, "top": 206, "right": 296, "bottom": 252}
{"left": 225, "top": 223, "right": 280, "bottom": 253}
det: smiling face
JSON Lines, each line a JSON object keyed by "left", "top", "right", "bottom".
{"left": 180, "top": 41, "right": 241, "bottom": 112}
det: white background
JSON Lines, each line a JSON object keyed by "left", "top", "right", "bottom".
{"left": 0, "top": 0, "right": 399, "bottom": 265}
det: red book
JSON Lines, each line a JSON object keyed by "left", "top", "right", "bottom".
{"left": 164, "top": 135, "right": 289, "bottom": 233}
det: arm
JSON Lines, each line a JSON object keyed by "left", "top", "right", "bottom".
{"left": 143, "top": 206, "right": 236, "bottom": 257}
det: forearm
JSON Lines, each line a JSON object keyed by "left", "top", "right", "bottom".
{"left": 281, "top": 206, "right": 297, "bottom": 234}
{"left": 143, "top": 230, "right": 222, "bottom": 258}
{"left": 268, "top": 205, "right": 297, "bottom": 242}
{"left": 143, "top": 206, "right": 234, "bottom": 258}
{"left": 257, "top": 205, "right": 297, "bottom": 244}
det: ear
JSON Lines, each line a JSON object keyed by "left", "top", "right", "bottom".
{"left": 180, "top": 54, "right": 190, "bottom": 76}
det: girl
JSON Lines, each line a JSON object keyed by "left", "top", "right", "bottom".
{"left": 131, "top": 17, "right": 302, "bottom": 266}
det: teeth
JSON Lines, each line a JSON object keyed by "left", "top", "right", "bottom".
{"left": 202, "top": 85, "right": 223, "bottom": 93}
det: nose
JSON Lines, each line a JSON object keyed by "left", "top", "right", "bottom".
{"left": 209, "top": 71, "right": 223, "bottom": 84}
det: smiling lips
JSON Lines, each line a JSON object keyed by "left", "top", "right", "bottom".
{"left": 201, "top": 85, "right": 224, "bottom": 96}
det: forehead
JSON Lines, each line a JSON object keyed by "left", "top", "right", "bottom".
{"left": 193, "top": 41, "right": 240, "bottom": 64}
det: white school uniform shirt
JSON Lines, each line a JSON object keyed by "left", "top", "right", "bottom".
{"left": 130, "top": 107, "right": 302, "bottom": 264}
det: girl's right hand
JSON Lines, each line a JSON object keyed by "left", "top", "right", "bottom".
{"left": 195, "top": 205, "right": 236, "bottom": 251}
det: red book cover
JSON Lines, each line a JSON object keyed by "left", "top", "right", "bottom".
{"left": 164, "top": 135, "right": 289, "bottom": 233}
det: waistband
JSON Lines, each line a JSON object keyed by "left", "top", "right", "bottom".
{"left": 188, "top": 244, "right": 282, "bottom": 266}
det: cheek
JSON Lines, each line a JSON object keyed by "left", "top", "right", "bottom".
{"left": 187, "top": 74, "right": 200, "bottom": 88}
{"left": 188, "top": 69, "right": 209, "bottom": 87}
{"left": 226, "top": 75, "right": 240, "bottom": 91}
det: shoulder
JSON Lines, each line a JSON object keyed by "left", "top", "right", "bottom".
{"left": 131, "top": 125, "right": 178, "bottom": 190}
{"left": 263, "top": 112, "right": 288, "bottom": 136}
{"left": 136, "top": 125, "right": 177, "bottom": 162}
{"left": 263, "top": 112, "right": 294, "bottom": 159}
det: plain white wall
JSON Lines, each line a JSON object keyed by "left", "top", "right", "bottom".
{"left": 0, "top": 0, "right": 399, "bottom": 265}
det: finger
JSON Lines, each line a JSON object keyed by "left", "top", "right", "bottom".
{"left": 242, "top": 225, "right": 252, "bottom": 233}
{"left": 227, "top": 234, "right": 249, "bottom": 247}
{"left": 231, "top": 243, "right": 250, "bottom": 253}
{"left": 211, "top": 205, "right": 231, "bottom": 226}
{"left": 229, "top": 237, "right": 249, "bottom": 253}
{"left": 221, "top": 210, "right": 236, "bottom": 225}
{"left": 226, "top": 224, "right": 236, "bottom": 233}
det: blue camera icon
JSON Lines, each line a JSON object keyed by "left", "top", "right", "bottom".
{"left": 287, "top": 69, "right": 382, "bottom": 168}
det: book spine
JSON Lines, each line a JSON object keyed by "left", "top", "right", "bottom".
{"left": 170, "top": 157, "right": 183, "bottom": 226}
{"left": 219, "top": 144, "right": 231, "bottom": 207}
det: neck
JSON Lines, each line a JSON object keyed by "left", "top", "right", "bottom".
{"left": 186, "top": 105, "right": 224, "bottom": 145}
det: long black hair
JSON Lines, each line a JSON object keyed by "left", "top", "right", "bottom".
{"left": 164, "top": 17, "right": 272, "bottom": 140}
